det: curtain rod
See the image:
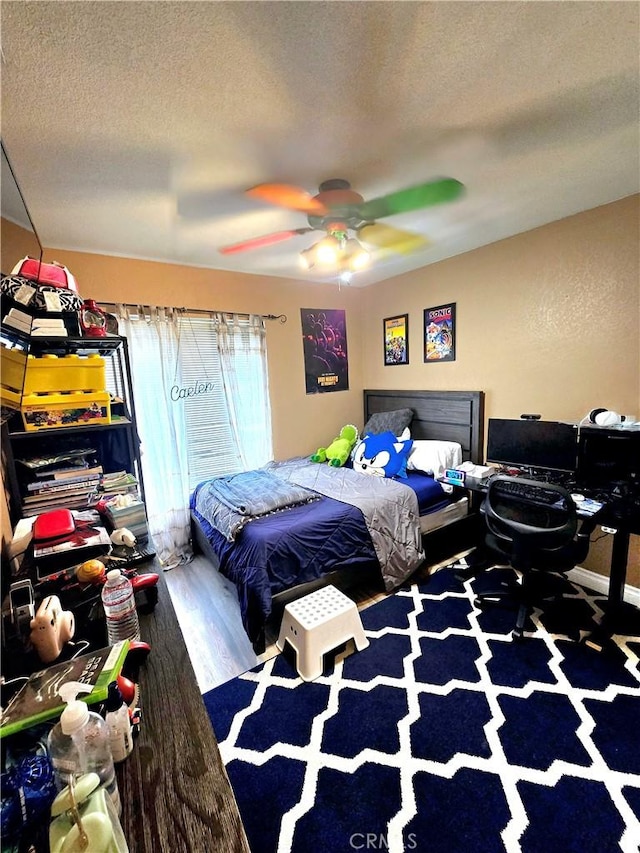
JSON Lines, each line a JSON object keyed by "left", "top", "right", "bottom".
{"left": 99, "top": 301, "right": 287, "bottom": 324}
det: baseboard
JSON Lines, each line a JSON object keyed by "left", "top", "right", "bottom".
{"left": 568, "top": 566, "right": 640, "bottom": 609}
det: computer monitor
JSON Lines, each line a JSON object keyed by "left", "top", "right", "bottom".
{"left": 576, "top": 427, "right": 640, "bottom": 492}
{"left": 486, "top": 419, "right": 578, "bottom": 474}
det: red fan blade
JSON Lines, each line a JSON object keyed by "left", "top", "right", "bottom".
{"left": 219, "top": 228, "right": 312, "bottom": 255}
{"left": 246, "top": 183, "right": 329, "bottom": 215}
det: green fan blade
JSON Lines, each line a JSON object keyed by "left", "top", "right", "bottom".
{"left": 357, "top": 178, "right": 464, "bottom": 221}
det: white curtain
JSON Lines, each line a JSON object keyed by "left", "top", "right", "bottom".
{"left": 215, "top": 312, "right": 273, "bottom": 471}
{"left": 115, "top": 305, "right": 193, "bottom": 569}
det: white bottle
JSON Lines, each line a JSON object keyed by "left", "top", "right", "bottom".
{"left": 101, "top": 569, "right": 140, "bottom": 644}
{"left": 105, "top": 682, "right": 133, "bottom": 763}
{"left": 47, "top": 681, "right": 121, "bottom": 815}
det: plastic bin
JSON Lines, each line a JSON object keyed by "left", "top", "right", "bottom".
{"left": 23, "top": 353, "right": 107, "bottom": 395}
{"left": 21, "top": 390, "right": 111, "bottom": 430}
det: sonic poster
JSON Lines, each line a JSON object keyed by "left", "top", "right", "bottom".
{"left": 424, "top": 303, "right": 456, "bottom": 362}
{"left": 301, "top": 308, "right": 349, "bottom": 394}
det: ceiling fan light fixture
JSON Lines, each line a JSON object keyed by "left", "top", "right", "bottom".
{"left": 344, "top": 237, "right": 370, "bottom": 271}
{"left": 314, "top": 235, "right": 341, "bottom": 265}
{"left": 300, "top": 247, "right": 316, "bottom": 270}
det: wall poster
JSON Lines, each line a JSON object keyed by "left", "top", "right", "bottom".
{"left": 301, "top": 308, "right": 349, "bottom": 394}
{"left": 424, "top": 303, "right": 456, "bottom": 362}
{"left": 383, "top": 314, "right": 409, "bottom": 365}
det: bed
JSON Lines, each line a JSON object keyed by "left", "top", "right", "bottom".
{"left": 190, "top": 389, "right": 485, "bottom": 650}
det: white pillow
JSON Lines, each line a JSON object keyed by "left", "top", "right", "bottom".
{"left": 406, "top": 440, "right": 463, "bottom": 478}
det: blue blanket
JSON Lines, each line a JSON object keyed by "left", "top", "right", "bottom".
{"left": 193, "top": 469, "right": 319, "bottom": 542}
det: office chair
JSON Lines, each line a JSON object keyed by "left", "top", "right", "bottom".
{"left": 474, "top": 475, "right": 595, "bottom": 640}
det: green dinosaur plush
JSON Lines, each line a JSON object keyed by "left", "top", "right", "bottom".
{"left": 311, "top": 424, "right": 359, "bottom": 468}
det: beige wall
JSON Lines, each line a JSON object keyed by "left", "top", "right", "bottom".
{"left": 2, "top": 196, "right": 639, "bottom": 586}
{"left": 362, "top": 195, "right": 639, "bottom": 422}
{"left": 361, "top": 195, "right": 640, "bottom": 585}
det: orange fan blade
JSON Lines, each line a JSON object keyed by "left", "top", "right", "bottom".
{"left": 246, "top": 183, "right": 329, "bottom": 215}
{"left": 357, "top": 223, "right": 430, "bottom": 255}
{"left": 219, "top": 228, "right": 312, "bottom": 255}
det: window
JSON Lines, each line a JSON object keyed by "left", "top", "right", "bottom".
{"left": 107, "top": 312, "right": 272, "bottom": 493}
{"left": 178, "top": 316, "right": 245, "bottom": 488}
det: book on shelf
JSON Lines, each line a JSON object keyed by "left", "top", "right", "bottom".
{"left": 34, "top": 463, "right": 102, "bottom": 481}
{"left": 100, "top": 471, "right": 138, "bottom": 488}
{"left": 0, "top": 641, "right": 129, "bottom": 738}
{"left": 26, "top": 470, "right": 103, "bottom": 492}
{"left": 24, "top": 499, "right": 96, "bottom": 516}
{"left": 24, "top": 486, "right": 99, "bottom": 505}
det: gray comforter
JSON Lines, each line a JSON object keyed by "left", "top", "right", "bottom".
{"left": 266, "top": 458, "right": 425, "bottom": 590}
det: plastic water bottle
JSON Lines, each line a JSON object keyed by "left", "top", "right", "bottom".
{"left": 47, "top": 682, "right": 121, "bottom": 815}
{"left": 101, "top": 569, "right": 140, "bottom": 644}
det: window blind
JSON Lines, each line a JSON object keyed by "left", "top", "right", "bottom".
{"left": 106, "top": 315, "right": 268, "bottom": 491}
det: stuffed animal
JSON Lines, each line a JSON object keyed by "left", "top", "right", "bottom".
{"left": 352, "top": 428, "right": 413, "bottom": 478}
{"left": 311, "top": 424, "right": 359, "bottom": 467}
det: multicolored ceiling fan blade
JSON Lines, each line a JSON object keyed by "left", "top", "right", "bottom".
{"left": 219, "top": 227, "right": 313, "bottom": 255}
{"left": 357, "top": 178, "right": 464, "bottom": 221}
{"left": 357, "top": 223, "right": 430, "bottom": 255}
{"left": 246, "top": 183, "right": 329, "bottom": 215}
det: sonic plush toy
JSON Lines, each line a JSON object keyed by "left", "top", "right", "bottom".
{"left": 352, "top": 429, "right": 413, "bottom": 478}
{"left": 311, "top": 424, "right": 359, "bottom": 467}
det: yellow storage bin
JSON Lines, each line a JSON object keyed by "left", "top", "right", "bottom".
{"left": 21, "top": 390, "right": 111, "bottom": 431}
{"left": 2, "top": 347, "right": 29, "bottom": 393}
{"left": 23, "top": 353, "right": 107, "bottom": 395}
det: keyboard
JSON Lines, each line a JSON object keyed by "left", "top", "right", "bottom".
{"left": 494, "top": 479, "right": 564, "bottom": 506}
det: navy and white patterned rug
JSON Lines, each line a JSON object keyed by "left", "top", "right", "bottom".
{"left": 203, "top": 566, "right": 640, "bottom": 853}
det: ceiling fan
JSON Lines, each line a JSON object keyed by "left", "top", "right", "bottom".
{"left": 219, "top": 177, "right": 464, "bottom": 273}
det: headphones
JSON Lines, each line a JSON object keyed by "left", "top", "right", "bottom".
{"left": 582, "top": 408, "right": 629, "bottom": 426}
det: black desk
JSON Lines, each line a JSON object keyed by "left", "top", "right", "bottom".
{"left": 443, "top": 474, "right": 639, "bottom": 622}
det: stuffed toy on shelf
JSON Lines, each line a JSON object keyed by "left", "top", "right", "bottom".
{"left": 311, "top": 424, "right": 359, "bottom": 467}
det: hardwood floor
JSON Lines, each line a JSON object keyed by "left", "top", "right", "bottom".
{"left": 164, "top": 550, "right": 469, "bottom": 694}
{"left": 163, "top": 555, "right": 258, "bottom": 692}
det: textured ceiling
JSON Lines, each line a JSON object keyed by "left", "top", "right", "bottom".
{"left": 1, "top": 1, "right": 639, "bottom": 287}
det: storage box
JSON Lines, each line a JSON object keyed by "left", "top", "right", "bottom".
{"left": 21, "top": 390, "right": 111, "bottom": 431}
{"left": 1, "top": 347, "right": 29, "bottom": 393}
{"left": 23, "top": 353, "right": 107, "bottom": 395}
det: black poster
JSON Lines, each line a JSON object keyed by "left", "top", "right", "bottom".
{"left": 301, "top": 308, "right": 349, "bottom": 394}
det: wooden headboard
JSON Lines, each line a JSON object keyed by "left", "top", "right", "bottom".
{"left": 363, "top": 389, "right": 485, "bottom": 464}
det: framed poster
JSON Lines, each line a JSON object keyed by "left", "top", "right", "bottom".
{"left": 301, "top": 308, "right": 349, "bottom": 393}
{"left": 424, "top": 303, "right": 456, "bottom": 362}
{"left": 383, "top": 314, "right": 409, "bottom": 365}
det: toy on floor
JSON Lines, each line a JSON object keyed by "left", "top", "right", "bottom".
{"left": 311, "top": 424, "right": 359, "bottom": 467}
